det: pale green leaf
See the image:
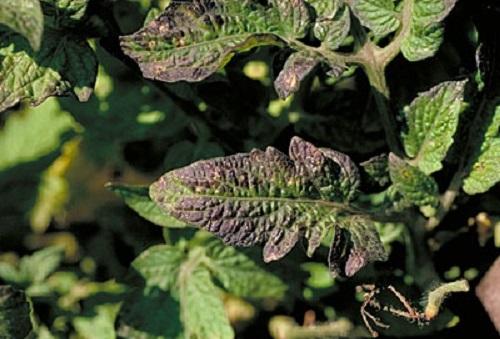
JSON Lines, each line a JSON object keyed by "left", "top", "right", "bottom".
{"left": 351, "top": 0, "right": 400, "bottom": 37}
{"left": 0, "top": 28, "right": 97, "bottom": 112}
{"left": 0, "top": 0, "right": 43, "bottom": 50}
{"left": 179, "top": 267, "right": 234, "bottom": 339}
{"left": 205, "top": 240, "right": 287, "bottom": 299}
{"left": 19, "top": 246, "right": 64, "bottom": 284}
{"left": 73, "top": 303, "right": 120, "bottom": 339}
{"left": 0, "top": 99, "right": 75, "bottom": 171}
{"left": 0, "top": 286, "right": 33, "bottom": 339}
{"left": 310, "top": 0, "right": 351, "bottom": 50}
{"left": 388, "top": 153, "right": 439, "bottom": 208}
{"left": 463, "top": 105, "right": 500, "bottom": 194}
{"left": 132, "top": 245, "right": 185, "bottom": 291}
{"left": 402, "top": 80, "right": 467, "bottom": 174}
{"left": 270, "top": 0, "right": 310, "bottom": 39}
{"left": 107, "top": 184, "right": 188, "bottom": 228}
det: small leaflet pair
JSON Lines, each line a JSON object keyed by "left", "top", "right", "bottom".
{"left": 150, "top": 137, "right": 387, "bottom": 277}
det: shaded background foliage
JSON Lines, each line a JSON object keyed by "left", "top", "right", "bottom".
{"left": 0, "top": 0, "right": 499, "bottom": 338}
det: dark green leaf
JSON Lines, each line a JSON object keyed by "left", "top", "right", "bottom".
{"left": 0, "top": 0, "right": 43, "bottom": 50}
{"left": 107, "top": 184, "right": 188, "bottom": 228}
{"left": 361, "top": 154, "right": 390, "bottom": 186}
{"left": 388, "top": 153, "right": 439, "bottom": 208}
{"left": 402, "top": 80, "right": 467, "bottom": 174}
{"left": 271, "top": 0, "right": 310, "bottom": 39}
{"left": 150, "top": 137, "right": 387, "bottom": 276}
{"left": 0, "top": 286, "right": 33, "bottom": 339}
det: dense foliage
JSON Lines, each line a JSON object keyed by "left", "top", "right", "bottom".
{"left": 0, "top": 0, "right": 499, "bottom": 338}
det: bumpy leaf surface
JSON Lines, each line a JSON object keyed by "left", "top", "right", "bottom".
{"left": 120, "top": 0, "right": 311, "bottom": 82}
{"left": 0, "top": 0, "right": 44, "bottom": 50}
{"left": 402, "top": 80, "right": 466, "bottom": 174}
{"left": 361, "top": 154, "right": 390, "bottom": 186}
{"left": 310, "top": 0, "right": 351, "bottom": 49}
{"left": 274, "top": 52, "right": 318, "bottom": 99}
{"left": 351, "top": 0, "right": 400, "bottom": 37}
{"left": 0, "top": 286, "right": 33, "bottom": 339}
{"left": 150, "top": 137, "right": 387, "bottom": 276}
{"left": 180, "top": 267, "right": 234, "bottom": 339}
{"left": 0, "top": 29, "right": 97, "bottom": 112}
{"left": 463, "top": 105, "right": 500, "bottom": 194}
{"left": 388, "top": 153, "right": 439, "bottom": 207}
{"left": 401, "top": 0, "right": 457, "bottom": 61}
{"left": 107, "top": 184, "right": 187, "bottom": 228}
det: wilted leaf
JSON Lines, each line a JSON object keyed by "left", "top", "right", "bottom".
{"left": 388, "top": 153, "right": 439, "bottom": 208}
{"left": 131, "top": 245, "right": 185, "bottom": 291}
{"left": 0, "top": 285, "right": 33, "bottom": 339}
{"left": 0, "top": 28, "right": 97, "bottom": 112}
{"left": 402, "top": 80, "right": 467, "bottom": 174}
{"left": 179, "top": 266, "right": 234, "bottom": 339}
{"left": 120, "top": 0, "right": 313, "bottom": 83}
{"left": 0, "top": 0, "right": 43, "bottom": 50}
{"left": 150, "top": 137, "right": 387, "bottom": 276}
{"left": 351, "top": 0, "right": 400, "bottom": 37}
{"left": 205, "top": 240, "right": 287, "bottom": 299}
{"left": 463, "top": 104, "right": 500, "bottom": 194}
{"left": 311, "top": 0, "right": 351, "bottom": 49}
{"left": 274, "top": 52, "right": 318, "bottom": 99}
{"left": 107, "top": 184, "right": 188, "bottom": 228}
{"left": 401, "top": 0, "right": 457, "bottom": 61}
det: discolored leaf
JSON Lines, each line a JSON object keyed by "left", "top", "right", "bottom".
{"left": 0, "top": 286, "right": 33, "bottom": 339}
{"left": 180, "top": 266, "right": 234, "bottom": 339}
{"left": 271, "top": 0, "right": 310, "bottom": 39}
{"left": 402, "top": 80, "right": 467, "bottom": 175}
{"left": 150, "top": 137, "right": 386, "bottom": 276}
{"left": 274, "top": 52, "right": 319, "bottom": 99}
{"left": 0, "top": 28, "right": 97, "bottom": 112}
{"left": 351, "top": 0, "right": 400, "bottom": 37}
{"left": 310, "top": 0, "right": 351, "bottom": 49}
{"left": 0, "top": 0, "right": 44, "bottom": 50}
{"left": 361, "top": 154, "right": 390, "bottom": 186}
{"left": 463, "top": 104, "right": 500, "bottom": 194}
{"left": 107, "top": 184, "right": 188, "bottom": 228}
{"left": 205, "top": 240, "right": 287, "bottom": 299}
{"left": 388, "top": 153, "right": 439, "bottom": 208}
{"left": 401, "top": 0, "right": 457, "bottom": 61}
{"left": 120, "top": 0, "right": 289, "bottom": 83}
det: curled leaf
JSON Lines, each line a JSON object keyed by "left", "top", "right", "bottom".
{"left": 274, "top": 52, "right": 319, "bottom": 99}
{"left": 150, "top": 137, "right": 386, "bottom": 276}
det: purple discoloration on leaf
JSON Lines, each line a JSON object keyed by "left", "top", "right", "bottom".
{"left": 150, "top": 137, "right": 387, "bottom": 277}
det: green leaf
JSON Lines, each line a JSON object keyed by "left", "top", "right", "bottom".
{"left": 309, "top": 0, "right": 351, "bottom": 50}
{"left": 351, "top": 0, "right": 400, "bottom": 37}
{"left": 107, "top": 184, "right": 188, "bottom": 228}
{"left": 274, "top": 52, "right": 318, "bottom": 99}
{"left": 19, "top": 246, "right": 64, "bottom": 284}
{"left": 179, "top": 266, "right": 234, "bottom": 339}
{"left": 118, "top": 288, "right": 183, "bottom": 339}
{"left": 150, "top": 136, "right": 387, "bottom": 277}
{"left": 401, "top": 0, "right": 457, "bottom": 61}
{"left": 0, "top": 0, "right": 44, "bottom": 50}
{"left": 0, "top": 99, "right": 75, "bottom": 171}
{"left": 388, "top": 153, "right": 439, "bottom": 208}
{"left": 463, "top": 105, "right": 500, "bottom": 194}
{"left": 120, "top": 0, "right": 308, "bottom": 82}
{"left": 41, "top": 0, "right": 89, "bottom": 26}
{"left": 205, "top": 240, "right": 287, "bottom": 299}
{"left": 73, "top": 303, "right": 120, "bottom": 339}
{"left": 270, "top": 0, "right": 310, "bottom": 39}
{"left": 0, "top": 285, "right": 33, "bottom": 339}
{"left": 0, "top": 28, "right": 97, "bottom": 112}
{"left": 402, "top": 80, "right": 467, "bottom": 174}
{"left": 361, "top": 154, "right": 390, "bottom": 186}
{"left": 132, "top": 245, "right": 185, "bottom": 291}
